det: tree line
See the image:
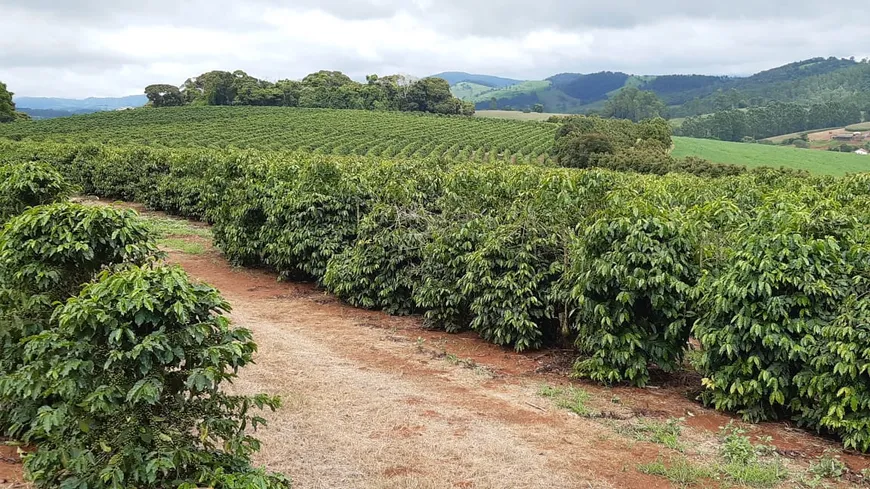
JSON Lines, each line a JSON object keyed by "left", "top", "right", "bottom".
{"left": 0, "top": 82, "right": 29, "bottom": 123}
{"left": 676, "top": 100, "right": 865, "bottom": 141}
{"left": 145, "top": 70, "right": 475, "bottom": 116}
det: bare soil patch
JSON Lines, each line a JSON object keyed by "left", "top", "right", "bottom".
{"left": 0, "top": 443, "right": 25, "bottom": 488}
{"left": 808, "top": 128, "right": 869, "bottom": 142}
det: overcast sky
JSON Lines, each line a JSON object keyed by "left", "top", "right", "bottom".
{"left": 2, "top": 0, "right": 868, "bottom": 98}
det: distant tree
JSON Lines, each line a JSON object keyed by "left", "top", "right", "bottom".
{"left": 403, "top": 77, "right": 456, "bottom": 114}
{"left": 178, "top": 71, "right": 237, "bottom": 106}
{"left": 275, "top": 79, "right": 301, "bottom": 107}
{"left": 556, "top": 132, "right": 615, "bottom": 168}
{"left": 144, "top": 84, "right": 184, "bottom": 107}
{"left": 0, "top": 82, "right": 16, "bottom": 123}
{"left": 489, "top": 97, "right": 498, "bottom": 110}
{"left": 603, "top": 87, "right": 666, "bottom": 122}
{"left": 532, "top": 103, "right": 544, "bottom": 113}
{"left": 144, "top": 71, "right": 470, "bottom": 115}
{"left": 460, "top": 101, "right": 476, "bottom": 116}
{"left": 202, "top": 71, "right": 237, "bottom": 105}
{"left": 302, "top": 70, "right": 354, "bottom": 89}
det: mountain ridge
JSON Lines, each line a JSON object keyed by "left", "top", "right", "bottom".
{"left": 438, "top": 57, "right": 870, "bottom": 115}
{"left": 14, "top": 95, "right": 148, "bottom": 112}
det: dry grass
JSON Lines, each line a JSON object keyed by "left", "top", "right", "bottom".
{"left": 224, "top": 305, "right": 596, "bottom": 489}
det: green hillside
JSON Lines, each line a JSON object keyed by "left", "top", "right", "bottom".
{"left": 464, "top": 81, "right": 552, "bottom": 103}
{"left": 447, "top": 57, "right": 870, "bottom": 117}
{"left": 429, "top": 71, "right": 524, "bottom": 87}
{"left": 451, "top": 82, "right": 495, "bottom": 101}
{"left": 672, "top": 136, "right": 870, "bottom": 176}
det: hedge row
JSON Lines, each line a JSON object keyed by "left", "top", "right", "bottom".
{"left": 3, "top": 140, "right": 870, "bottom": 450}
{"left": 0, "top": 162, "right": 290, "bottom": 488}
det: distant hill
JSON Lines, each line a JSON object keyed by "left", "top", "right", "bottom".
{"left": 16, "top": 107, "right": 100, "bottom": 120}
{"left": 14, "top": 95, "right": 147, "bottom": 112}
{"left": 441, "top": 57, "right": 870, "bottom": 116}
{"left": 430, "top": 72, "right": 525, "bottom": 88}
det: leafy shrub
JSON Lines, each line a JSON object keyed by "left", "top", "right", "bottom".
{"left": 324, "top": 203, "right": 429, "bottom": 314}
{"left": 323, "top": 159, "right": 446, "bottom": 314}
{"left": 592, "top": 147, "right": 673, "bottom": 175}
{"left": 694, "top": 203, "right": 859, "bottom": 421}
{"left": 262, "top": 158, "right": 368, "bottom": 280}
{"left": 413, "top": 217, "right": 480, "bottom": 333}
{"left": 212, "top": 157, "right": 286, "bottom": 267}
{"left": 670, "top": 156, "right": 745, "bottom": 178}
{"left": 459, "top": 214, "right": 563, "bottom": 350}
{"left": 0, "top": 203, "right": 158, "bottom": 305}
{"left": 0, "top": 203, "right": 158, "bottom": 436}
{"left": 6, "top": 265, "right": 288, "bottom": 488}
{"left": 566, "top": 204, "right": 700, "bottom": 386}
{"left": 793, "top": 291, "right": 870, "bottom": 452}
{"left": 414, "top": 166, "right": 589, "bottom": 350}
{"left": 84, "top": 146, "right": 155, "bottom": 201}
{"left": 556, "top": 132, "right": 614, "bottom": 169}
{"left": 0, "top": 161, "right": 73, "bottom": 222}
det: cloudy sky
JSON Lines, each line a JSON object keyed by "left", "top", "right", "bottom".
{"left": 2, "top": 0, "right": 867, "bottom": 98}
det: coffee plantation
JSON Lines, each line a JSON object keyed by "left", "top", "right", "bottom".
{"left": 2, "top": 109, "right": 870, "bottom": 456}
{"left": 0, "top": 106, "right": 558, "bottom": 163}
{"left": 0, "top": 162, "right": 290, "bottom": 488}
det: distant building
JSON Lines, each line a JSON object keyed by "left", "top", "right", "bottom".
{"left": 856, "top": 148, "right": 869, "bottom": 155}
{"left": 833, "top": 133, "right": 856, "bottom": 141}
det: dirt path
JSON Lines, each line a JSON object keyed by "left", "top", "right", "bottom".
{"left": 167, "top": 244, "right": 868, "bottom": 488}
{"left": 4, "top": 204, "right": 870, "bottom": 488}
{"left": 177, "top": 253, "right": 664, "bottom": 489}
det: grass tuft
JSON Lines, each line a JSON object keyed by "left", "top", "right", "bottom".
{"left": 638, "top": 456, "right": 714, "bottom": 487}
{"left": 618, "top": 417, "right": 684, "bottom": 451}
{"left": 537, "top": 384, "right": 596, "bottom": 417}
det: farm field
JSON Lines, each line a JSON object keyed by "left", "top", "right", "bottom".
{"left": 846, "top": 122, "right": 870, "bottom": 131}
{"left": 763, "top": 126, "right": 844, "bottom": 144}
{"left": 11, "top": 201, "right": 866, "bottom": 489}
{"left": 5, "top": 105, "right": 868, "bottom": 175}
{"left": 5, "top": 110, "right": 870, "bottom": 488}
{"left": 474, "top": 110, "right": 564, "bottom": 121}
{"left": 672, "top": 136, "right": 870, "bottom": 175}
{"left": 0, "top": 106, "right": 559, "bottom": 162}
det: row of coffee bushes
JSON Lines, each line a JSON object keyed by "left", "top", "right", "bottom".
{"left": 0, "top": 160, "right": 290, "bottom": 488}
{"left": 3, "top": 140, "right": 870, "bottom": 450}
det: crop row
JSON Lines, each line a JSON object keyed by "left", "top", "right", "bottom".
{"left": 0, "top": 106, "right": 558, "bottom": 162}
{"left": 4, "top": 139, "right": 870, "bottom": 451}
{"left": 0, "top": 162, "right": 289, "bottom": 488}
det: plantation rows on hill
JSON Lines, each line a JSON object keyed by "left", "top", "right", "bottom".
{"left": 0, "top": 106, "right": 559, "bottom": 163}
{"left": 4, "top": 139, "right": 870, "bottom": 452}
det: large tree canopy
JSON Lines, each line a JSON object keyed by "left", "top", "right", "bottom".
{"left": 144, "top": 84, "right": 184, "bottom": 107}
{"left": 602, "top": 87, "right": 667, "bottom": 122}
{"left": 145, "top": 71, "right": 474, "bottom": 116}
{"left": 0, "top": 82, "right": 16, "bottom": 123}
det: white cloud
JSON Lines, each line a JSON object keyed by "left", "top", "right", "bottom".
{"left": 0, "top": 1, "right": 866, "bottom": 98}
